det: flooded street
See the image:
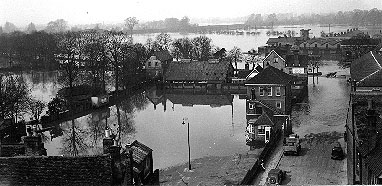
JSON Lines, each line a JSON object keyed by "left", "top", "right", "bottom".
{"left": 292, "top": 61, "right": 350, "bottom": 137}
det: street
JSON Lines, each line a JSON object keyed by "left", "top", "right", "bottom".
{"left": 253, "top": 132, "right": 347, "bottom": 185}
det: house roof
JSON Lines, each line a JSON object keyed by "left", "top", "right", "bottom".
{"left": 351, "top": 51, "right": 382, "bottom": 87}
{"left": 255, "top": 65, "right": 264, "bottom": 72}
{"left": 164, "top": 60, "right": 232, "bottom": 82}
{"left": 237, "top": 70, "right": 252, "bottom": 79}
{"left": 365, "top": 135, "right": 382, "bottom": 178}
{"left": 249, "top": 112, "right": 274, "bottom": 126}
{"left": 152, "top": 50, "right": 173, "bottom": 62}
{"left": 263, "top": 50, "right": 286, "bottom": 63}
{"left": 166, "top": 93, "right": 233, "bottom": 107}
{"left": 0, "top": 155, "right": 113, "bottom": 185}
{"left": 131, "top": 140, "right": 152, "bottom": 165}
{"left": 246, "top": 66, "right": 296, "bottom": 85}
{"left": 266, "top": 37, "right": 297, "bottom": 45}
{"left": 285, "top": 54, "right": 309, "bottom": 67}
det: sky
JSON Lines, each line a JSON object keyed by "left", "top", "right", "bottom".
{"left": 0, "top": 0, "right": 381, "bottom": 27}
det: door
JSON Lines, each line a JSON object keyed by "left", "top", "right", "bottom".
{"left": 265, "top": 127, "right": 271, "bottom": 143}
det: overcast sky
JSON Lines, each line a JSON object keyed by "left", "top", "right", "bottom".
{"left": 1, "top": 0, "right": 381, "bottom": 27}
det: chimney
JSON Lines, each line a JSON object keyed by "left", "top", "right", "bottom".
{"left": 103, "top": 129, "right": 114, "bottom": 154}
{"left": 22, "top": 135, "right": 45, "bottom": 156}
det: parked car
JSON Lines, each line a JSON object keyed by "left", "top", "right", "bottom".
{"left": 331, "top": 142, "right": 345, "bottom": 160}
{"left": 283, "top": 134, "right": 301, "bottom": 156}
{"left": 266, "top": 168, "right": 286, "bottom": 185}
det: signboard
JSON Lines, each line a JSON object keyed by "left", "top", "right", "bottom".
{"left": 292, "top": 68, "right": 305, "bottom": 74}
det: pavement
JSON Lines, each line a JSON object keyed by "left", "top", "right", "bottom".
{"left": 159, "top": 148, "right": 262, "bottom": 185}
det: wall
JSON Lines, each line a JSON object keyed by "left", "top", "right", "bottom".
{"left": 0, "top": 155, "right": 112, "bottom": 185}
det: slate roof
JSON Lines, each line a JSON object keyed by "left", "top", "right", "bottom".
{"left": 246, "top": 66, "right": 296, "bottom": 85}
{"left": 251, "top": 112, "right": 274, "bottom": 126}
{"left": 152, "top": 50, "right": 173, "bottom": 62}
{"left": 351, "top": 51, "right": 382, "bottom": 87}
{"left": 164, "top": 60, "right": 232, "bottom": 82}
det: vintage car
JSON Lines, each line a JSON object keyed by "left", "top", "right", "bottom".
{"left": 266, "top": 168, "right": 286, "bottom": 185}
{"left": 283, "top": 134, "right": 301, "bottom": 156}
{"left": 331, "top": 142, "right": 345, "bottom": 160}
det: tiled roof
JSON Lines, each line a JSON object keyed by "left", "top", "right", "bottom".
{"left": 0, "top": 155, "right": 112, "bottom": 185}
{"left": 164, "top": 60, "right": 232, "bottom": 82}
{"left": 246, "top": 66, "right": 295, "bottom": 85}
{"left": 365, "top": 135, "right": 382, "bottom": 177}
{"left": 351, "top": 51, "right": 382, "bottom": 87}
{"left": 251, "top": 112, "right": 274, "bottom": 126}
{"left": 153, "top": 50, "right": 173, "bottom": 62}
{"left": 131, "top": 140, "right": 152, "bottom": 165}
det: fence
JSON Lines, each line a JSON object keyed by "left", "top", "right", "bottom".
{"left": 240, "top": 129, "right": 282, "bottom": 185}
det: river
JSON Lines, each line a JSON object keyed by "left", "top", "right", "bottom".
{"left": 19, "top": 25, "right": 354, "bottom": 170}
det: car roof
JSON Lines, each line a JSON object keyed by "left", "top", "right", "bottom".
{"left": 269, "top": 169, "right": 281, "bottom": 174}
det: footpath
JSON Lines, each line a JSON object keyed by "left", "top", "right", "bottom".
{"left": 159, "top": 148, "right": 263, "bottom": 185}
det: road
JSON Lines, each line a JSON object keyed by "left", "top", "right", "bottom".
{"left": 252, "top": 132, "right": 347, "bottom": 185}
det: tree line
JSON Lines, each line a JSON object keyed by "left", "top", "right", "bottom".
{"left": 0, "top": 28, "right": 245, "bottom": 123}
{"left": 246, "top": 8, "right": 382, "bottom": 27}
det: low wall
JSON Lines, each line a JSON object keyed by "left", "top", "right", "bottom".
{"left": 240, "top": 130, "right": 282, "bottom": 185}
{"left": 0, "top": 155, "right": 112, "bottom": 185}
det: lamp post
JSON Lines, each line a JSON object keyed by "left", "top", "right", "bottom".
{"left": 182, "top": 117, "right": 191, "bottom": 170}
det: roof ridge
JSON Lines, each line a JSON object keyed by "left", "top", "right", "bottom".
{"left": 371, "top": 51, "right": 382, "bottom": 69}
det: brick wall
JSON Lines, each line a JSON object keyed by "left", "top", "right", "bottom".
{"left": 0, "top": 155, "right": 112, "bottom": 185}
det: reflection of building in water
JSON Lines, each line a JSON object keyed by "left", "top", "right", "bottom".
{"left": 145, "top": 86, "right": 166, "bottom": 111}
{"left": 145, "top": 87, "right": 234, "bottom": 109}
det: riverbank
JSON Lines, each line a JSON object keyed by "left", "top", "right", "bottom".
{"left": 159, "top": 149, "right": 261, "bottom": 185}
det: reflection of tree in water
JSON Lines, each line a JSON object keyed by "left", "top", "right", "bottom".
{"left": 86, "top": 114, "right": 107, "bottom": 155}
{"left": 59, "top": 119, "right": 90, "bottom": 156}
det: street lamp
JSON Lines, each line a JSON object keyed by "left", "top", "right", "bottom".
{"left": 182, "top": 117, "right": 191, "bottom": 170}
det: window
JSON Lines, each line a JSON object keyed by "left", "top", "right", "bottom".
{"left": 258, "top": 126, "right": 265, "bottom": 134}
{"left": 259, "top": 87, "right": 264, "bottom": 96}
{"left": 276, "top": 87, "right": 281, "bottom": 96}
{"left": 315, "top": 44, "right": 317, "bottom": 47}
{"left": 155, "top": 62, "right": 158, "bottom": 67}
{"left": 249, "top": 103, "right": 254, "bottom": 109}
{"left": 326, "top": 44, "right": 328, "bottom": 49}
{"left": 148, "top": 62, "right": 151, "bottom": 67}
{"left": 267, "top": 87, "right": 272, "bottom": 96}
{"left": 274, "top": 58, "right": 278, "bottom": 63}
{"left": 276, "top": 101, "right": 282, "bottom": 109}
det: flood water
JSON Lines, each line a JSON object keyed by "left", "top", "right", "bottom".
{"left": 18, "top": 25, "right": 353, "bottom": 170}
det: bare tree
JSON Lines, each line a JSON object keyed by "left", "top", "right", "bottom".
{"left": 228, "top": 46, "right": 243, "bottom": 73}
{"left": 124, "top": 17, "right": 139, "bottom": 42}
{"left": 26, "top": 22, "right": 37, "bottom": 34}
{"left": 191, "top": 36, "right": 212, "bottom": 61}
{"left": 27, "top": 98, "right": 46, "bottom": 121}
